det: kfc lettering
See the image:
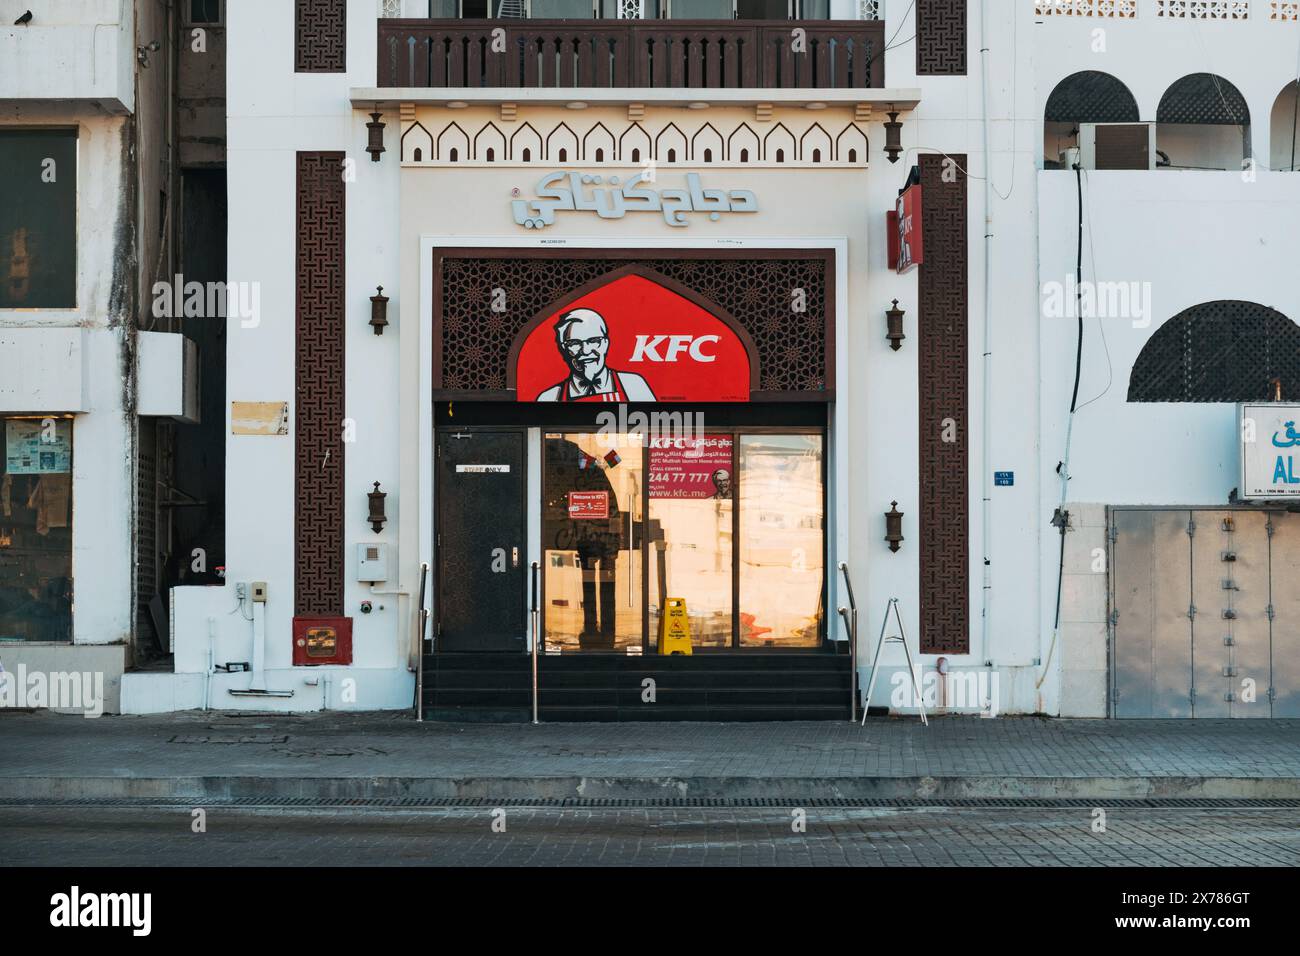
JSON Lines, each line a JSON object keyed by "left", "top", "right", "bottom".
{"left": 629, "top": 335, "right": 720, "bottom": 363}
{"left": 514, "top": 271, "right": 752, "bottom": 403}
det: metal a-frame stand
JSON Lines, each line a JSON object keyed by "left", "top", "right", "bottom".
{"left": 861, "top": 597, "right": 927, "bottom": 727}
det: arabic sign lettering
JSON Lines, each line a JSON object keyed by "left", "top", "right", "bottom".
{"left": 648, "top": 435, "right": 734, "bottom": 500}
{"left": 516, "top": 272, "right": 750, "bottom": 404}
{"left": 513, "top": 171, "right": 758, "bottom": 230}
{"left": 1239, "top": 404, "right": 1300, "bottom": 498}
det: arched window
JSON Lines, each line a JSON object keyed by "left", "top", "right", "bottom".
{"left": 1128, "top": 301, "right": 1300, "bottom": 403}
{"left": 1156, "top": 73, "right": 1251, "bottom": 171}
{"left": 1042, "top": 71, "right": 1139, "bottom": 167}
{"left": 1270, "top": 81, "right": 1300, "bottom": 172}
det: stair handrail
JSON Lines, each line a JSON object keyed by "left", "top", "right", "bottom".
{"left": 837, "top": 562, "right": 858, "bottom": 723}
{"left": 414, "top": 562, "right": 429, "bottom": 722}
{"left": 530, "top": 560, "right": 540, "bottom": 725}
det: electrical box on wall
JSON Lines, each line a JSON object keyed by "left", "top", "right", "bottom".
{"left": 357, "top": 543, "right": 389, "bottom": 583}
{"left": 292, "top": 616, "right": 353, "bottom": 666}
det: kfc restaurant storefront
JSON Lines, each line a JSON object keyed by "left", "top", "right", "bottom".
{"left": 397, "top": 108, "right": 885, "bottom": 719}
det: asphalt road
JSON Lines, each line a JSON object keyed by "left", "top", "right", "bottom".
{"left": 4, "top": 805, "right": 1298, "bottom": 866}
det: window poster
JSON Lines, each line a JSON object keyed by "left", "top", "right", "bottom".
{"left": 648, "top": 434, "right": 733, "bottom": 500}
{"left": 5, "top": 419, "right": 72, "bottom": 475}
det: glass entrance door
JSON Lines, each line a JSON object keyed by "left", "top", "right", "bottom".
{"left": 542, "top": 432, "right": 644, "bottom": 651}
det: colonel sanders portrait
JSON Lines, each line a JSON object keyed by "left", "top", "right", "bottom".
{"left": 535, "top": 308, "right": 656, "bottom": 403}
{"left": 709, "top": 468, "right": 732, "bottom": 500}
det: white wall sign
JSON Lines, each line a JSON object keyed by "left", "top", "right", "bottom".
{"left": 1239, "top": 404, "right": 1300, "bottom": 498}
{"left": 513, "top": 171, "right": 758, "bottom": 230}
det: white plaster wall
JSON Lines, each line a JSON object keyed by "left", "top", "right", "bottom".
{"left": 0, "top": 0, "right": 135, "bottom": 113}
{"left": 869, "top": 0, "right": 1047, "bottom": 712}
{"left": 152, "top": 0, "right": 415, "bottom": 712}
{"left": 1037, "top": 169, "right": 1300, "bottom": 715}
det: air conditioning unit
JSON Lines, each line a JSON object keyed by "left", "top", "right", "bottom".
{"left": 1074, "top": 123, "right": 1156, "bottom": 171}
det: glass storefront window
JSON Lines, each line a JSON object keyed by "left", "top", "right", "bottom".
{"left": 738, "top": 433, "right": 823, "bottom": 647}
{"left": 542, "top": 428, "right": 823, "bottom": 652}
{"left": 0, "top": 417, "right": 73, "bottom": 643}
{"left": 647, "top": 433, "right": 734, "bottom": 649}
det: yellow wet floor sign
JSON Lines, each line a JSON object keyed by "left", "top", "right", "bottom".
{"left": 659, "top": 597, "right": 693, "bottom": 655}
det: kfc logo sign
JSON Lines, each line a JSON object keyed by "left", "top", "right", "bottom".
{"left": 514, "top": 270, "right": 752, "bottom": 403}
{"left": 629, "top": 335, "right": 720, "bottom": 363}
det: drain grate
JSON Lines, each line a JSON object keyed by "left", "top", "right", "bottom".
{"left": 2, "top": 796, "right": 1298, "bottom": 810}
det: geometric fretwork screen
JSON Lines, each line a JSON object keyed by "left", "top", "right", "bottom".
{"left": 1156, "top": 73, "right": 1250, "bottom": 127}
{"left": 1127, "top": 301, "right": 1300, "bottom": 403}
{"left": 294, "top": 152, "right": 346, "bottom": 617}
{"left": 295, "top": 0, "right": 347, "bottom": 74}
{"left": 917, "top": 153, "right": 969, "bottom": 655}
{"left": 1044, "top": 71, "right": 1140, "bottom": 124}
{"left": 916, "top": 0, "right": 967, "bottom": 76}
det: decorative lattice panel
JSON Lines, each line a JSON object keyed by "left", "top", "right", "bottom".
{"left": 1036, "top": 0, "right": 1138, "bottom": 15}
{"left": 1128, "top": 301, "right": 1300, "bottom": 403}
{"left": 1157, "top": 0, "right": 1251, "bottom": 18}
{"left": 295, "top": 152, "right": 346, "bottom": 616}
{"left": 1157, "top": 73, "right": 1251, "bottom": 125}
{"left": 437, "top": 254, "right": 830, "bottom": 395}
{"left": 1045, "top": 71, "right": 1141, "bottom": 124}
{"left": 918, "top": 154, "right": 969, "bottom": 655}
{"left": 295, "top": 0, "right": 347, "bottom": 73}
{"left": 916, "top": 0, "right": 967, "bottom": 76}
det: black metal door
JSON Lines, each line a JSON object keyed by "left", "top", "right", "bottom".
{"left": 436, "top": 429, "right": 526, "bottom": 652}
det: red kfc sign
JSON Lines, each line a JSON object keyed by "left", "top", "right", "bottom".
{"left": 886, "top": 184, "right": 923, "bottom": 274}
{"left": 514, "top": 271, "right": 751, "bottom": 403}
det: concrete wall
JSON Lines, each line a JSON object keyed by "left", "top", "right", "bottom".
{"left": 0, "top": 0, "right": 135, "bottom": 113}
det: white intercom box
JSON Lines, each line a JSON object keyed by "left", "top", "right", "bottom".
{"left": 357, "top": 543, "right": 389, "bottom": 583}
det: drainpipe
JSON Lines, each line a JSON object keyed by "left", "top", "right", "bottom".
{"left": 978, "top": 0, "right": 995, "bottom": 667}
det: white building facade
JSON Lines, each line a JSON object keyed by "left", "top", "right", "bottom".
{"left": 1, "top": 0, "right": 201, "bottom": 713}
{"left": 115, "top": 0, "right": 1300, "bottom": 720}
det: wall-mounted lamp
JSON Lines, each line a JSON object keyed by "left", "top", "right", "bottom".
{"left": 368, "top": 482, "right": 388, "bottom": 534}
{"left": 137, "top": 40, "right": 160, "bottom": 67}
{"left": 366, "top": 111, "right": 386, "bottom": 162}
{"left": 369, "top": 286, "right": 390, "bottom": 335}
{"left": 886, "top": 299, "right": 906, "bottom": 351}
{"left": 883, "top": 110, "right": 903, "bottom": 164}
{"left": 885, "top": 501, "right": 904, "bottom": 553}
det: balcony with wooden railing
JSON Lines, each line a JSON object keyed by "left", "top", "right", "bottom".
{"left": 376, "top": 19, "right": 887, "bottom": 91}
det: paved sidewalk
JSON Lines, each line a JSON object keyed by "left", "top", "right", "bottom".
{"left": 2, "top": 710, "right": 1298, "bottom": 800}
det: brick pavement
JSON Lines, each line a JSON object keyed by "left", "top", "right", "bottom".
{"left": 4, "top": 805, "right": 1296, "bottom": 866}
{"left": 2, "top": 711, "right": 1298, "bottom": 800}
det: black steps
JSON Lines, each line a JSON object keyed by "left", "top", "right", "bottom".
{"left": 421, "top": 652, "right": 852, "bottom": 722}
